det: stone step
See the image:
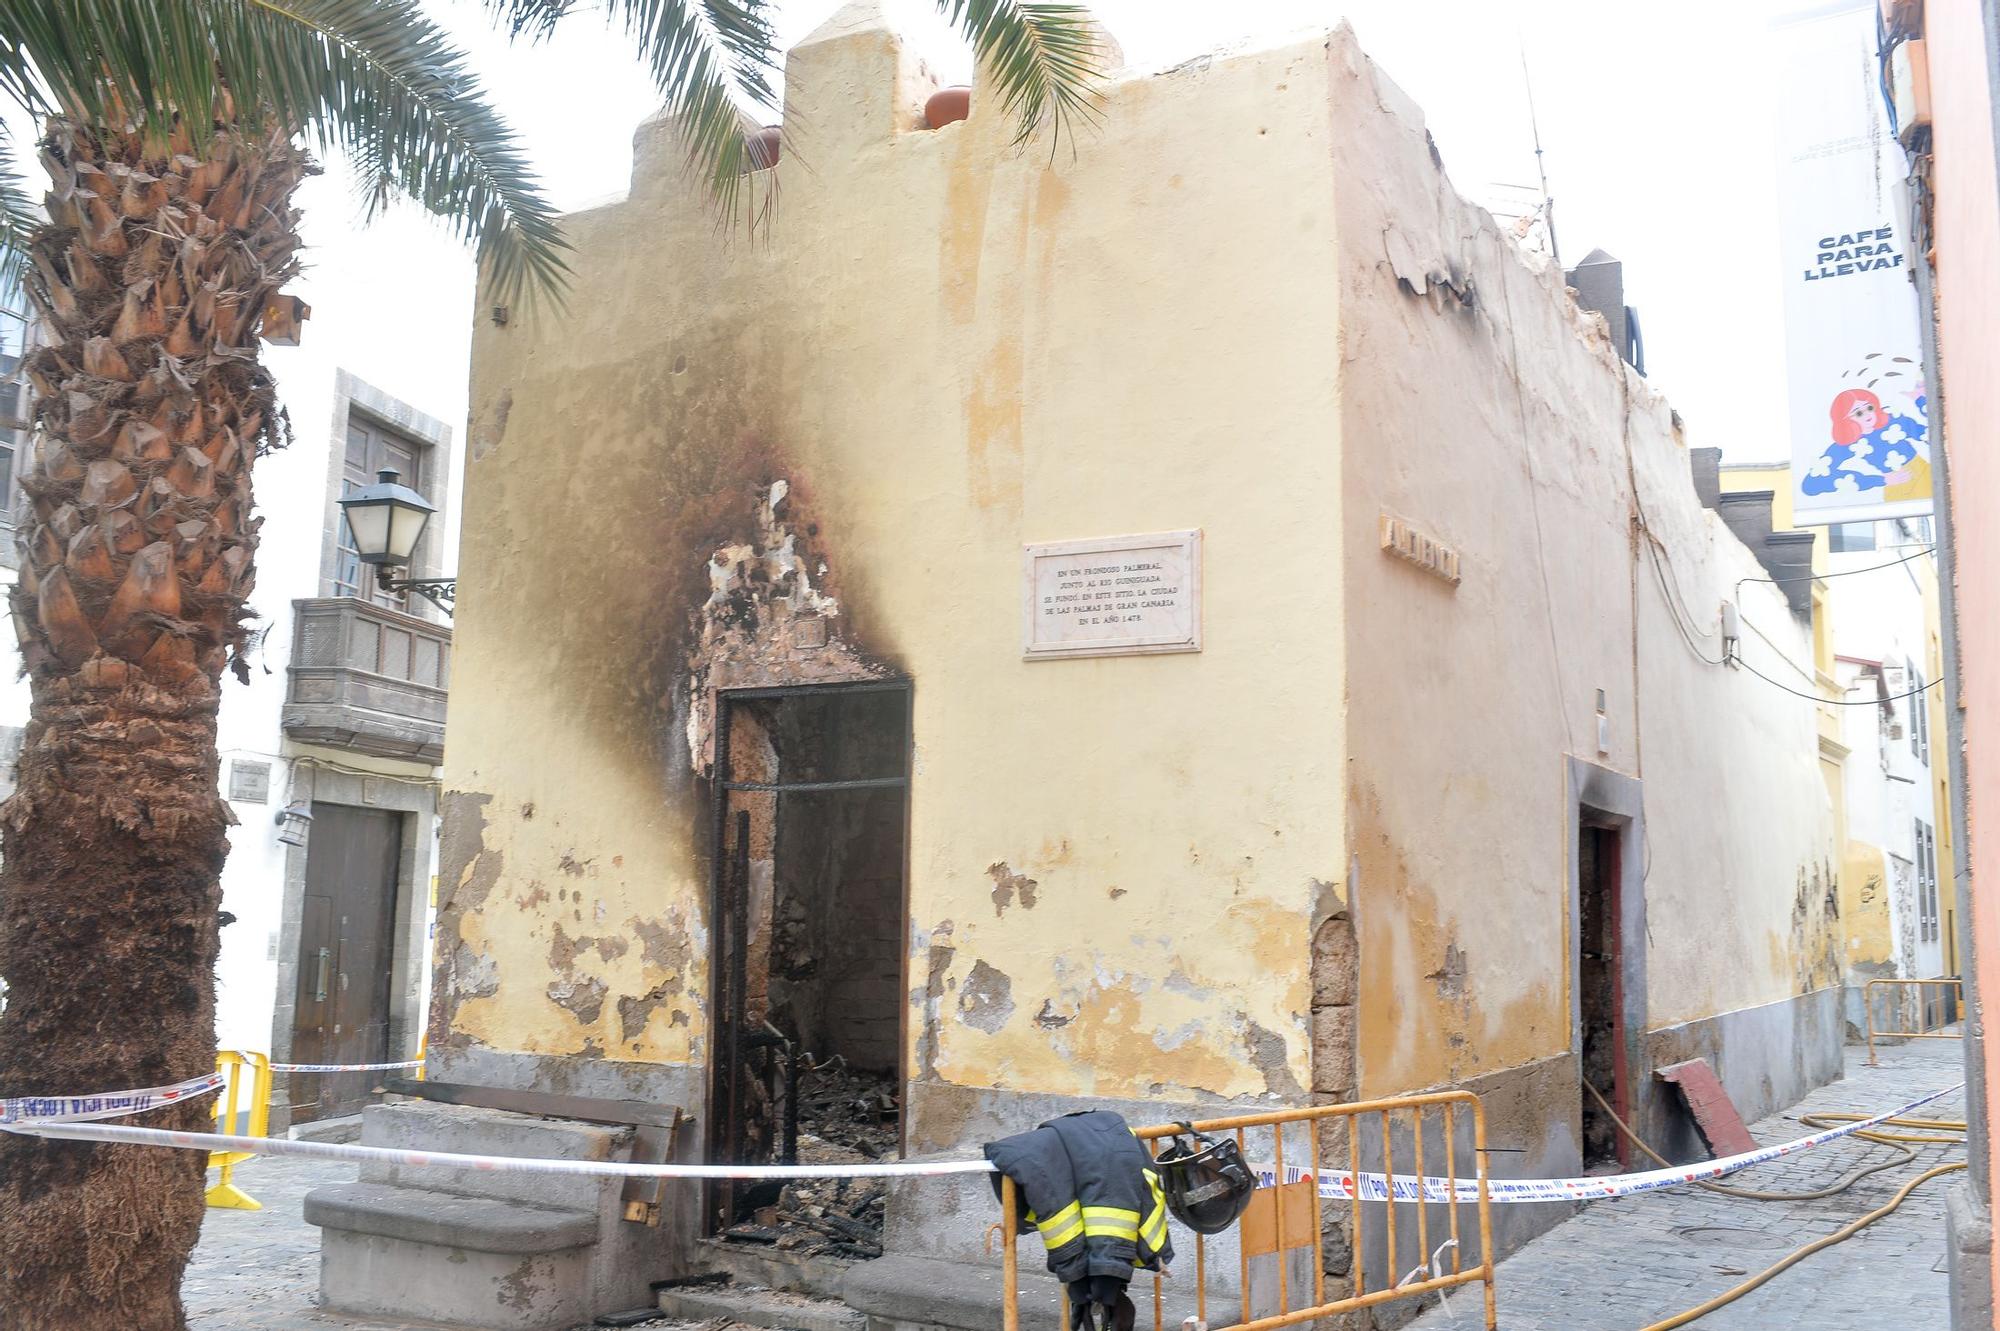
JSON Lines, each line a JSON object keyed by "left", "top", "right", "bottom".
{"left": 656, "top": 1281, "right": 867, "bottom": 1331}
{"left": 839, "top": 1253, "right": 1240, "bottom": 1331}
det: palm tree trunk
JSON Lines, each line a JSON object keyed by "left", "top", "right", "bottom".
{"left": 0, "top": 115, "right": 306, "bottom": 1331}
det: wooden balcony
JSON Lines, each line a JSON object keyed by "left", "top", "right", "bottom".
{"left": 283, "top": 598, "right": 450, "bottom": 764}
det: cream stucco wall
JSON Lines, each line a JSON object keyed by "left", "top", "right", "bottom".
{"left": 1326, "top": 41, "right": 1834, "bottom": 1100}
{"left": 440, "top": 13, "right": 1350, "bottom": 1105}
{"left": 441, "top": 14, "right": 1840, "bottom": 1166}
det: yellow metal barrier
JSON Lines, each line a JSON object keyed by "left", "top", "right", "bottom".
{"left": 997, "top": 1091, "right": 1498, "bottom": 1331}
{"left": 205, "top": 1050, "right": 273, "bottom": 1210}
{"left": 1865, "top": 977, "right": 1964, "bottom": 1066}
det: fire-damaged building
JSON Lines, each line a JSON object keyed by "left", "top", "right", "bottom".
{"left": 303, "top": 9, "right": 1844, "bottom": 1330}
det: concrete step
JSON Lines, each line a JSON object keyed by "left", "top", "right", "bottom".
{"left": 656, "top": 1281, "right": 866, "bottom": 1331}
{"left": 840, "top": 1253, "right": 1240, "bottom": 1331}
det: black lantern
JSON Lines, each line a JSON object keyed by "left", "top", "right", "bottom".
{"left": 337, "top": 469, "right": 456, "bottom": 613}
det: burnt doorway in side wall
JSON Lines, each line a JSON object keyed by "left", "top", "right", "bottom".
{"left": 290, "top": 803, "right": 403, "bottom": 1123}
{"left": 708, "top": 681, "right": 911, "bottom": 1248}
{"left": 1577, "top": 819, "right": 1628, "bottom": 1171}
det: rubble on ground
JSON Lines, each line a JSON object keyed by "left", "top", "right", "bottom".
{"left": 721, "top": 1063, "right": 896, "bottom": 1260}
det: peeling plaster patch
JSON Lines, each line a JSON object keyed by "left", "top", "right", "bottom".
{"left": 1244, "top": 1019, "right": 1307, "bottom": 1098}
{"left": 617, "top": 981, "right": 675, "bottom": 1043}
{"left": 670, "top": 1009, "right": 690, "bottom": 1027}
{"left": 432, "top": 790, "right": 501, "bottom": 1048}
{"left": 1034, "top": 999, "right": 1074, "bottom": 1029}
{"left": 958, "top": 960, "right": 1016, "bottom": 1033}
{"left": 547, "top": 975, "right": 608, "bottom": 1025}
{"left": 917, "top": 922, "right": 957, "bottom": 1079}
{"left": 1426, "top": 944, "right": 1468, "bottom": 998}
{"left": 453, "top": 943, "right": 499, "bottom": 999}
{"left": 516, "top": 881, "right": 549, "bottom": 911}
{"left": 987, "top": 862, "right": 1040, "bottom": 917}
{"left": 633, "top": 917, "right": 691, "bottom": 975}
{"left": 1108, "top": 886, "right": 1127, "bottom": 900}
{"left": 1311, "top": 877, "right": 1345, "bottom": 926}
{"left": 557, "top": 851, "right": 592, "bottom": 878}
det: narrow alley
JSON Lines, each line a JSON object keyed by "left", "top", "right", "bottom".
{"left": 1411, "top": 1034, "right": 1966, "bottom": 1331}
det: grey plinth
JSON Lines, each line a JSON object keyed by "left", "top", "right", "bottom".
{"left": 304, "top": 1100, "right": 677, "bottom": 1330}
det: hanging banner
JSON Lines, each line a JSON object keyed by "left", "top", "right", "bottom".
{"left": 1775, "top": 5, "right": 1931, "bottom": 527}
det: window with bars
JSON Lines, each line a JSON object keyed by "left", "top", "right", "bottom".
{"left": 333, "top": 416, "right": 424, "bottom": 610}
{"left": 1907, "top": 658, "right": 1930, "bottom": 765}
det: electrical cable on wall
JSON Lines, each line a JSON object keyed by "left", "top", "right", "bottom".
{"left": 1729, "top": 648, "right": 1941, "bottom": 706}
{"left": 1739, "top": 544, "right": 1936, "bottom": 587}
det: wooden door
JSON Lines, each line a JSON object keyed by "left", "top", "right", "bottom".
{"left": 290, "top": 804, "right": 402, "bottom": 1123}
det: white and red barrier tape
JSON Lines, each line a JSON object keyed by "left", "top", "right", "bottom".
{"left": 1251, "top": 1080, "right": 1965, "bottom": 1205}
{"left": 269, "top": 1060, "right": 424, "bottom": 1073}
{"left": 0, "top": 1075, "right": 1961, "bottom": 1207}
{"left": 0, "top": 1072, "right": 225, "bottom": 1125}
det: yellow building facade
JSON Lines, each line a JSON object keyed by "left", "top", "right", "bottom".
{"left": 424, "top": 12, "right": 1843, "bottom": 1304}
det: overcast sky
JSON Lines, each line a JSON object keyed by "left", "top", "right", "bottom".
{"left": 274, "top": 0, "right": 1807, "bottom": 496}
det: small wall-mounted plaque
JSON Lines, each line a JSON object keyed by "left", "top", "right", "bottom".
{"left": 1023, "top": 530, "right": 1202, "bottom": 660}
{"left": 228, "top": 760, "right": 272, "bottom": 804}
{"left": 1379, "top": 512, "right": 1461, "bottom": 587}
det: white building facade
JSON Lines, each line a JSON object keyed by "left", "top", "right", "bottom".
{"left": 1831, "top": 518, "right": 1953, "bottom": 992}
{"left": 1, "top": 182, "right": 473, "bottom": 1125}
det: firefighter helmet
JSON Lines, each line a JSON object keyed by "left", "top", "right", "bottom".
{"left": 1153, "top": 1123, "right": 1256, "bottom": 1235}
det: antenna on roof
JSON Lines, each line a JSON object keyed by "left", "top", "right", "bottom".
{"left": 1519, "top": 37, "right": 1560, "bottom": 268}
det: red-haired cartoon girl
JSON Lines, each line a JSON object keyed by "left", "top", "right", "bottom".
{"left": 1803, "top": 382, "right": 1929, "bottom": 496}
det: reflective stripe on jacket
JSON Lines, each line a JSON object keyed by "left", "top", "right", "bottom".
{"left": 985, "top": 1110, "right": 1174, "bottom": 1283}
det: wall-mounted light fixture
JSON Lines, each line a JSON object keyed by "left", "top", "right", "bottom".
{"left": 337, "top": 469, "right": 456, "bottom": 615}
{"left": 275, "top": 801, "right": 314, "bottom": 847}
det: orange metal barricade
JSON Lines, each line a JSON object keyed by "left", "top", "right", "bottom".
{"left": 205, "top": 1050, "right": 273, "bottom": 1210}
{"left": 1865, "top": 977, "right": 1964, "bottom": 1065}
{"left": 997, "top": 1090, "right": 1498, "bottom": 1331}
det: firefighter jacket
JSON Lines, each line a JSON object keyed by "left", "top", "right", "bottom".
{"left": 985, "top": 1110, "right": 1173, "bottom": 1284}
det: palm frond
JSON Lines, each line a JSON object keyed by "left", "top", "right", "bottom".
{"left": 480, "top": 0, "right": 781, "bottom": 223}
{"left": 0, "top": 0, "right": 569, "bottom": 306}
{"left": 0, "top": 119, "right": 39, "bottom": 291}
{"left": 237, "top": 0, "right": 571, "bottom": 307}
{"left": 935, "top": 1, "right": 1103, "bottom": 151}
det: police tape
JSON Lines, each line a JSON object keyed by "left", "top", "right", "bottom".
{"left": 0, "top": 1118, "right": 1006, "bottom": 1180}
{"left": 0, "top": 1072, "right": 226, "bottom": 1125}
{"left": 0, "top": 1079, "right": 1960, "bottom": 1204}
{"left": 268, "top": 1060, "right": 424, "bottom": 1073}
{"left": 1252, "top": 1080, "right": 1965, "bottom": 1205}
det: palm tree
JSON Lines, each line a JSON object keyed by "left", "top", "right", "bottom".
{"left": 0, "top": 3, "right": 1101, "bottom": 1327}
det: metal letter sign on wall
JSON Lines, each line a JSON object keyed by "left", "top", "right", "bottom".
{"left": 1775, "top": 4, "right": 1933, "bottom": 527}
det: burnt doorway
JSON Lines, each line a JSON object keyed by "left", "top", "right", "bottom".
{"left": 1577, "top": 821, "right": 1628, "bottom": 1170}
{"left": 709, "top": 682, "right": 911, "bottom": 1248}
{"left": 290, "top": 803, "right": 403, "bottom": 1123}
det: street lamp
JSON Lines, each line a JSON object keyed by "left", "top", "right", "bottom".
{"left": 337, "top": 469, "right": 456, "bottom": 614}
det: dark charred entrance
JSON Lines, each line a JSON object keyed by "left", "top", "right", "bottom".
{"left": 1577, "top": 821, "right": 1628, "bottom": 1171}
{"left": 708, "top": 681, "right": 910, "bottom": 1255}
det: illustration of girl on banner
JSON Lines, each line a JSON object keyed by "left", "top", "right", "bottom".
{"left": 1801, "top": 371, "right": 1930, "bottom": 502}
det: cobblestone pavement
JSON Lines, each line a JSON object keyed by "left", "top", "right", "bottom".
{"left": 1410, "top": 1034, "right": 1968, "bottom": 1331}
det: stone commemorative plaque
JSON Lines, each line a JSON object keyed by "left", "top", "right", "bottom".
{"left": 1022, "top": 530, "right": 1202, "bottom": 660}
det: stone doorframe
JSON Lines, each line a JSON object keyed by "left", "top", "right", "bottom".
{"left": 1565, "top": 757, "right": 1648, "bottom": 1152}
{"left": 266, "top": 755, "right": 439, "bottom": 1130}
